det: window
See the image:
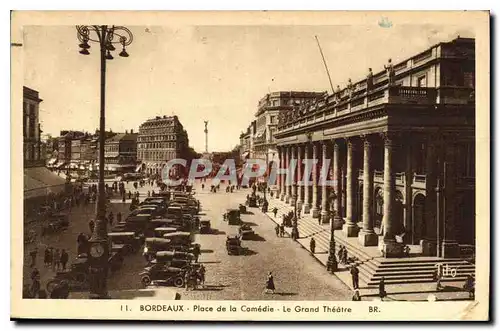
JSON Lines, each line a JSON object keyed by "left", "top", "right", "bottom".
{"left": 417, "top": 75, "right": 427, "bottom": 87}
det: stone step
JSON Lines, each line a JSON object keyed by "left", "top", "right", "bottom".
{"left": 365, "top": 277, "right": 470, "bottom": 286}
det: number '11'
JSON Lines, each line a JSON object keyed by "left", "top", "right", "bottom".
{"left": 121, "top": 305, "right": 130, "bottom": 312}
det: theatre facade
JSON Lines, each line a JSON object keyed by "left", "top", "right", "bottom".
{"left": 274, "top": 37, "right": 475, "bottom": 258}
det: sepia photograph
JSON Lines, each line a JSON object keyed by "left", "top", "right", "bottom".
{"left": 11, "top": 10, "right": 490, "bottom": 321}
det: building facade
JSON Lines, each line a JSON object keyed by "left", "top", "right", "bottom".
{"left": 274, "top": 37, "right": 475, "bottom": 258}
{"left": 137, "top": 116, "right": 190, "bottom": 176}
{"left": 239, "top": 121, "right": 255, "bottom": 161}
{"left": 252, "top": 91, "right": 327, "bottom": 180}
{"left": 23, "top": 86, "right": 43, "bottom": 166}
{"left": 102, "top": 130, "right": 138, "bottom": 173}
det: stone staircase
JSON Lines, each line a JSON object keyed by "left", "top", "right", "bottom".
{"left": 269, "top": 198, "right": 476, "bottom": 288}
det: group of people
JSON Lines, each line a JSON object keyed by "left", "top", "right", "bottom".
{"left": 184, "top": 264, "right": 206, "bottom": 291}
{"left": 274, "top": 224, "right": 286, "bottom": 238}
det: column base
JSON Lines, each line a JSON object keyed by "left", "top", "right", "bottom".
{"left": 420, "top": 239, "right": 437, "bottom": 257}
{"left": 358, "top": 231, "right": 379, "bottom": 246}
{"left": 320, "top": 210, "right": 330, "bottom": 224}
{"left": 343, "top": 221, "right": 359, "bottom": 237}
{"left": 302, "top": 204, "right": 310, "bottom": 214}
{"left": 332, "top": 216, "right": 344, "bottom": 230}
{"left": 441, "top": 241, "right": 460, "bottom": 258}
{"left": 285, "top": 195, "right": 290, "bottom": 204}
{"left": 311, "top": 207, "right": 319, "bottom": 218}
{"left": 382, "top": 239, "right": 404, "bottom": 258}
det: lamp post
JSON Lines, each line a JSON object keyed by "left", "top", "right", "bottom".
{"left": 76, "top": 25, "right": 133, "bottom": 299}
{"left": 326, "top": 191, "right": 338, "bottom": 273}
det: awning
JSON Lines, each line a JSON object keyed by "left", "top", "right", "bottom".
{"left": 24, "top": 167, "right": 67, "bottom": 199}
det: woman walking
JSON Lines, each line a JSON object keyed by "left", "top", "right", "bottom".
{"left": 265, "top": 272, "right": 275, "bottom": 294}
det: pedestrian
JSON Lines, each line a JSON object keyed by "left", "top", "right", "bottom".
{"left": 29, "top": 247, "right": 38, "bottom": 268}
{"left": 273, "top": 207, "right": 278, "bottom": 218}
{"left": 199, "top": 264, "right": 206, "bottom": 285}
{"left": 275, "top": 224, "right": 280, "bottom": 237}
{"left": 60, "top": 249, "right": 69, "bottom": 271}
{"left": 433, "top": 267, "right": 443, "bottom": 291}
{"left": 310, "top": 237, "right": 316, "bottom": 254}
{"left": 122, "top": 194, "right": 126, "bottom": 203}
{"left": 52, "top": 248, "right": 61, "bottom": 271}
{"left": 117, "top": 212, "right": 122, "bottom": 224}
{"left": 128, "top": 191, "right": 132, "bottom": 199}
{"left": 318, "top": 212, "right": 322, "bottom": 225}
{"left": 30, "top": 268, "right": 40, "bottom": 298}
{"left": 298, "top": 208, "right": 301, "bottom": 219}
{"left": 193, "top": 244, "right": 201, "bottom": 263}
{"left": 352, "top": 289, "right": 361, "bottom": 301}
{"left": 341, "top": 247, "right": 348, "bottom": 265}
{"left": 379, "top": 277, "right": 387, "bottom": 300}
{"left": 265, "top": 272, "right": 275, "bottom": 294}
{"left": 279, "top": 224, "right": 285, "bottom": 237}
{"left": 44, "top": 247, "right": 51, "bottom": 267}
{"left": 89, "top": 219, "right": 95, "bottom": 234}
{"left": 350, "top": 264, "right": 360, "bottom": 290}
{"left": 338, "top": 245, "right": 344, "bottom": 263}
{"left": 108, "top": 212, "right": 114, "bottom": 226}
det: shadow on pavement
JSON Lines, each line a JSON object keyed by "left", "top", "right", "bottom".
{"left": 208, "top": 229, "right": 226, "bottom": 236}
{"left": 244, "top": 234, "right": 266, "bottom": 242}
{"left": 241, "top": 211, "right": 254, "bottom": 215}
{"left": 273, "top": 292, "right": 298, "bottom": 296}
{"left": 241, "top": 248, "right": 258, "bottom": 256}
{"left": 200, "top": 249, "right": 214, "bottom": 253}
{"left": 199, "top": 260, "right": 222, "bottom": 264}
{"left": 242, "top": 221, "right": 258, "bottom": 227}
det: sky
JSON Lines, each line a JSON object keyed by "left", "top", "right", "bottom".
{"left": 23, "top": 23, "right": 474, "bottom": 152}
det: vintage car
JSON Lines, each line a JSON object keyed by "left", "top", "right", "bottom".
{"left": 226, "top": 236, "right": 243, "bottom": 255}
{"left": 154, "top": 227, "right": 179, "bottom": 238}
{"left": 155, "top": 250, "right": 196, "bottom": 263}
{"left": 163, "top": 232, "right": 194, "bottom": 246}
{"left": 108, "top": 231, "right": 143, "bottom": 254}
{"left": 238, "top": 224, "right": 255, "bottom": 239}
{"left": 246, "top": 195, "right": 258, "bottom": 208}
{"left": 239, "top": 204, "right": 247, "bottom": 214}
{"left": 223, "top": 209, "right": 241, "bottom": 225}
{"left": 199, "top": 220, "right": 211, "bottom": 234}
{"left": 166, "top": 206, "right": 183, "bottom": 220}
{"left": 139, "top": 265, "right": 186, "bottom": 288}
{"left": 143, "top": 238, "right": 172, "bottom": 261}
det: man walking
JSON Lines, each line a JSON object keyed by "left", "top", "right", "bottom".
{"left": 29, "top": 248, "right": 38, "bottom": 268}
{"left": 350, "top": 264, "right": 360, "bottom": 290}
{"left": 310, "top": 237, "right": 316, "bottom": 254}
{"left": 272, "top": 207, "right": 278, "bottom": 218}
{"left": 60, "top": 249, "right": 69, "bottom": 271}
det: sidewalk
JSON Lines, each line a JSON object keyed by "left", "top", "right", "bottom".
{"left": 264, "top": 197, "right": 472, "bottom": 302}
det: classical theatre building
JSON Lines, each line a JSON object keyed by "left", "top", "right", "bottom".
{"left": 274, "top": 37, "right": 475, "bottom": 258}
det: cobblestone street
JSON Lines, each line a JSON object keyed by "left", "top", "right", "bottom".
{"left": 23, "top": 179, "right": 351, "bottom": 300}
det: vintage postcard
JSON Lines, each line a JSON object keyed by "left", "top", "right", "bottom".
{"left": 11, "top": 11, "right": 490, "bottom": 321}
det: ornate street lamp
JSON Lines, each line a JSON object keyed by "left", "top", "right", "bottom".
{"left": 326, "top": 191, "right": 338, "bottom": 273}
{"left": 76, "top": 25, "right": 133, "bottom": 299}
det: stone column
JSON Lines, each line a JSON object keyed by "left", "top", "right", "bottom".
{"left": 343, "top": 138, "right": 359, "bottom": 237}
{"left": 281, "top": 146, "right": 287, "bottom": 201}
{"left": 332, "top": 140, "right": 343, "bottom": 230}
{"left": 297, "top": 144, "right": 304, "bottom": 210}
{"left": 286, "top": 146, "right": 292, "bottom": 203}
{"left": 422, "top": 135, "right": 438, "bottom": 255}
{"left": 358, "top": 136, "right": 378, "bottom": 246}
{"left": 320, "top": 141, "right": 330, "bottom": 223}
{"left": 277, "top": 147, "right": 283, "bottom": 200}
{"left": 302, "top": 143, "right": 311, "bottom": 214}
{"left": 311, "top": 142, "right": 320, "bottom": 218}
{"left": 290, "top": 145, "right": 297, "bottom": 206}
{"left": 441, "top": 134, "right": 460, "bottom": 257}
{"left": 382, "top": 134, "right": 403, "bottom": 257}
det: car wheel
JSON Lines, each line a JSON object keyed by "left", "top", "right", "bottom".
{"left": 46, "top": 280, "right": 58, "bottom": 293}
{"left": 174, "top": 277, "right": 184, "bottom": 288}
{"left": 141, "top": 275, "right": 151, "bottom": 287}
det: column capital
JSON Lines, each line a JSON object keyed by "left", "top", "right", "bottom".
{"left": 380, "top": 132, "right": 401, "bottom": 147}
